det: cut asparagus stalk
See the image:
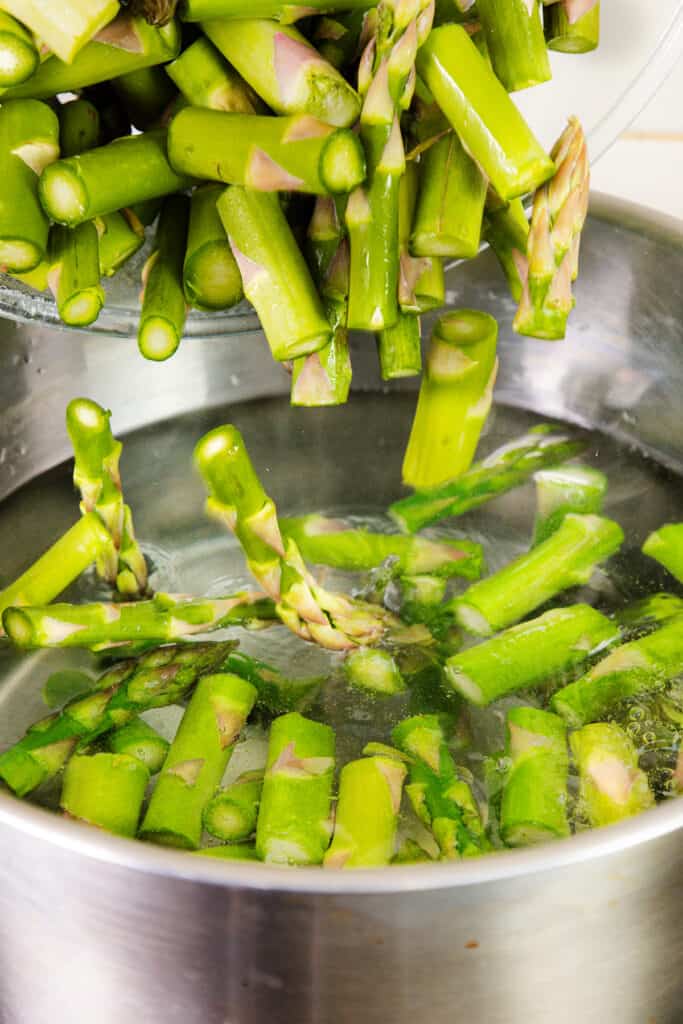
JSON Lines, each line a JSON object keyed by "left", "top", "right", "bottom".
{"left": 106, "top": 717, "right": 170, "bottom": 775}
{"left": 9, "top": 260, "right": 49, "bottom": 291}
{"left": 0, "top": 640, "right": 235, "bottom": 796}
{"left": 399, "top": 574, "right": 448, "bottom": 615}
{"left": 392, "top": 714, "right": 489, "bottom": 857}
{"left": 58, "top": 97, "right": 101, "bottom": 157}
{"left": 187, "top": 0, "right": 371, "bottom": 17}
{"left": 344, "top": 648, "right": 406, "bottom": 696}
{"left": 203, "top": 18, "right": 361, "bottom": 127}
{"left": 255, "top": 712, "right": 335, "bottom": 864}
{"left": 96, "top": 209, "right": 145, "bottom": 278}
{"left": 445, "top": 603, "right": 617, "bottom": 706}
{"left": 399, "top": 159, "right": 444, "bottom": 313}
{"left": 642, "top": 524, "right": 683, "bottom": 583}
{"left": 482, "top": 197, "right": 529, "bottom": 302}
{"left": 66, "top": 396, "right": 148, "bottom": 596}
{"left": 450, "top": 514, "right": 623, "bottom": 636}
{"left": 514, "top": 116, "right": 589, "bottom": 340}
{"left": 477, "top": 0, "right": 551, "bottom": 91}
{"left": 402, "top": 309, "right": 498, "bottom": 491}
{"left": 203, "top": 769, "right": 264, "bottom": 842}
{"left": 291, "top": 321, "right": 353, "bottom": 406}
{"left": 183, "top": 184, "right": 243, "bottom": 312}
{"left": 138, "top": 193, "right": 189, "bottom": 362}
{"left": 544, "top": 0, "right": 599, "bottom": 52}
{"left": 195, "top": 843, "right": 259, "bottom": 860}
{"left": 616, "top": 593, "right": 683, "bottom": 631}
{"left": 217, "top": 186, "right": 330, "bottom": 361}
{"left": 61, "top": 752, "right": 148, "bottom": 837}
{"left": 390, "top": 425, "right": 587, "bottom": 532}
{"left": 140, "top": 672, "right": 257, "bottom": 849}
{"left": 416, "top": 24, "right": 554, "bottom": 200}
{"left": 48, "top": 224, "right": 105, "bottom": 327}
{"left": 533, "top": 463, "right": 607, "bottom": 546}
{"left": 324, "top": 755, "right": 406, "bottom": 867}
{"left": 166, "top": 36, "right": 259, "bottom": 113}
{"left": 0, "top": 11, "right": 38, "bottom": 86}
{"left": 0, "top": 99, "right": 59, "bottom": 272}
{"left": 0, "top": 0, "right": 120, "bottom": 64}
{"left": 377, "top": 313, "right": 422, "bottom": 381}
{"left": 551, "top": 615, "right": 683, "bottom": 726}
{"left": 500, "top": 706, "right": 570, "bottom": 846}
{"left": 571, "top": 722, "right": 654, "bottom": 827}
{"left": 222, "top": 651, "right": 323, "bottom": 714}
{"left": 111, "top": 65, "right": 177, "bottom": 130}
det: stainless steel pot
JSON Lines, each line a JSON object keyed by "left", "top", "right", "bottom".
{"left": 0, "top": 194, "right": 681, "bottom": 1024}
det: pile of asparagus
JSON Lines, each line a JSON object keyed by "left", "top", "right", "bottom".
{"left": 0, "top": 0, "right": 592, "bottom": 400}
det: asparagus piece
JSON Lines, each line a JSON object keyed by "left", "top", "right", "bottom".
{"left": 255, "top": 712, "right": 335, "bottom": 864}
{"left": 58, "top": 97, "right": 101, "bottom": 157}
{"left": 445, "top": 603, "right": 617, "bottom": 706}
{"left": 42, "top": 670, "right": 95, "bottom": 710}
{"left": 544, "top": 0, "right": 599, "bottom": 53}
{"left": 398, "top": 160, "right": 444, "bottom": 313}
{"left": 61, "top": 751, "right": 148, "bottom": 837}
{"left": 140, "top": 672, "right": 257, "bottom": 849}
{"left": 551, "top": 615, "right": 683, "bottom": 726}
{"left": 390, "top": 425, "right": 587, "bottom": 532}
{"left": 392, "top": 714, "right": 488, "bottom": 857}
{"left": 107, "top": 717, "right": 170, "bottom": 774}
{"left": 138, "top": 193, "right": 189, "bottom": 362}
{"left": 402, "top": 310, "right": 498, "bottom": 491}
{"left": 500, "top": 706, "right": 569, "bottom": 846}
{"left": 187, "top": 0, "right": 370, "bottom": 17}
{"left": 203, "top": 769, "right": 264, "bottom": 842}
{"left": 393, "top": 837, "right": 434, "bottom": 863}
{"left": 482, "top": 197, "right": 529, "bottom": 302}
{"left": 0, "top": 12, "right": 38, "bottom": 87}
{"left": 514, "top": 116, "right": 589, "bottom": 340}
{"left": 0, "top": 513, "right": 114, "bottom": 625}
{"left": 642, "top": 524, "right": 683, "bottom": 583}
{"left": 166, "top": 36, "right": 259, "bottom": 113}
{"left": 571, "top": 723, "right": 654, "bottom": 827}
{"left": 477, "top": 0, "right": 551, "bottom": 91}
{"left": 195, "top": 843, "right": 258, "bottom": 860}
{"left": 616, "top": 593, "right": 683, "bottom": 632}
{"left": 217, "top": 187, "right": 331, "bottom": 361}
{"left": 96, "top": 209, "right": 145, "bottom": 278}
{"left": 324, "top": 755, "right": 406, "bottom": 867}
{"left": 222, "top": 651, "right": 324, "bottom": 714}
{"left": 111, "top": 65, "right": 177, "bottom": 130}
{"left": 66, "top": 396, "right": 148, "bottom": 596}
{"left": 2, "top": 16, "right": 180, "bottom": 99}
{"left": 451, "top": 514, "right": 623, "bottom": 636}
{"left": 344, "top": 648, "right": 406, "bottom": 696}
{"left": 533, "top": 463, "right": 607, "bottom": 546}
{"left": 290, "top": 319, "right": 353, "bottom": 405}
{"left": 203, "top": 18, "right": 361, "bottom": 128}
{"left": 416, "top": 25, "right": 554, "bottom": 201}
{"left": 0, "top": 641, "right": 235, "bottom": 797}
{"left": 9, "top": 261, "right": 49, "bottom": 291}
{"left": 0, "top": 0, "right": 119, "bottom": 64}
{"left": 182, "top": 185, "right": 242, "bottom": 312}
{"left": 377, "top": 313, "right": 422, "bottom": 381}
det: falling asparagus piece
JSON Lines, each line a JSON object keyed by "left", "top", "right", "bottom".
{"left": 402, "top": 310, "right": 498, "bottom": 491}
{"left": 398, "top": 160, "right": 444, "bottom": 313}
{"left": 255, "top": 712, "right": 335, "bottom": 865}
{"left": 0, "top": 640, "right": 235, "bottom": 797}
{"left": 500, "top": 706, "right": 570, "bottom": 846}
{"left": 187, "top": 0, "right": 371, "bottom": 17}
{"left": 477, "top": 0, "right": 551, "bottom": 91}
{"left": 222, "top": 651, "right": 324, "bottom": 714}
{"left": 533, "top": 463, "right": 607, "bottom": 546}
{"left": 482, "top": 197, "right": 529, "bottom": 302}
{"left": 96, "top": 209, "right": 145, "bottom": 278}
{"left": 203, "top": 770, "right": 264, "bottom": 842}
{"left": 203, "top": 18, "right": 361, "bottom": 128}
{"left": 324, "top": 755, "right": 406, "bottom": 867}
{"left": 60, "top": 752, "right": 149, "bottom": 838}
{"left": 140, "top": 672, "right": 257, "bottom": 849}
{"left": 111, "top": 65, "right": 177, "bottom": 131}
{"left": 107, "top": 717, "right": 170, "bottom": 775}
{"left": 390, "top": 425, "right": 587, "bottom": 532}
{"left": 344, "top": 648, "right": 406, "bottom": 696}
{"left": 571, "top": 722, "right": 654, "bottom": 827}
{"left": 138, "top": 193, "right": 189, "bottom": 361}
{"left": 392, "top": 714, "right": 489, "bottom": 857}
{"left": 66, "top": 396, "right": 148, "bottom": 596}
{"left": 544, "top": 0, "right": 599, "bottom": 53}
{"left": 642, "top": 524, "right": 683, "bottom": 583}
{"left": 183, "top": 185, "right": 243, "bottom": 312}
{"left": 195, "top": 843, "right": 259, "bottom": 860}
{"left": 514, "top": 116, "right": 589, "bottom": 340}
{"left": 551, "top": 615, "right": 683, "bottom": 726}
{"left": 377, "top": 313, "right": 423, "bottom": 381}
{"left": 166, "top": 36, "right": 260, "bottom": 113}
{"left": 450, "top": 514, "right": 623, "bottom": 636}
{"left": 0, "top": 12, "right": 39, "bottom": 87}
{"left": 0, "top": 0, "right": 120, "bottom": 64}
{"left": 445, "top": 603, "right": 617, "bottom": 706}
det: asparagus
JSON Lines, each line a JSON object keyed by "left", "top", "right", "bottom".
{"left": 168, "top": 107, "right": 366, "bottom": 195}
{"left": 445, "top": 603, "right": 617, "bottom": 706}
{"left": 514, "top": 116, "right": 589, "bottom": 340}
{"left": 60, "top": 752, "right": 148, "bottom": 837}
{"left": 96, "top": 209, "right": 145, "bottom": 278}
{"left": 0, "top": 640, "right": 235, "bottom": 796}
{"left": 166, "top": 36, "right": 260, "bottom": 113}
{"left": 482, "top": 197, "right": 529, "bottom": 302}
{"left": 377, "top": 313, "right": 422, "bottom": 381}
{"left": 392, "top": 714, "right": 488, "bottom": 857}
{"left": 66, "top": 396, "right": 148, "bottom": 596}
{"left": 187, "top": 0, "right": 370, "bottom": 17}
{"left": 0, "top": 0, "right": 119, "bottom": 64}
{"left": 255, "top": 712, "right": 335, "bottom": 864}
{"left": 140, "top": 672, "right": 257, "bottom": 848}
{"left": 314, "top": 8, "right": 374, "bottom": 69}
{"left": 202, "top": 18, "right": 361, "bottom": 128}
{"left": 533, "top": 463, "right": 607, "bottom": 546}
{"left": 0, "top": 12, "right": 38, "bottom": 87}
{"left": 450, "top": 514, "right": 624, "bottom": 636}
{"left": 477, "top": 0, "right": 551, "bottom": 91}
{"left": 416, "top": 25, "right": 554, "bottom": 201}
{"left": 398, "top": 160, "right": 444, "bottom": 312}
{"left": 195, "top": 843, "right": 258, "bottom": 860}
{"left": 111, "top": 65, "right": 177, "bottom": 130}
{"left": 344, "top": 648, "right": 406, "bottom": 696}
{"left": 222, "top": 651, "right": 324, "bottom": 714}
{"left": 0, "top": 99, "right": 59, "bottom": 272}
{"left": 203, "top": 770, "right": 263, "bottom": 841}
{"left": 500, "top": 706, "right": 570, "bottom": 846}
{"left": 390, "top": 425, "right": 587, "bottom": 532}
{"left": 544, "top": 0, "right": 599, "bottom": 53}
{"left": 642, "top": 524, "right": 683, "bottom": 583}
{"left": 393, "top": 837, "right": 434, "bottom": 863}
{"left": 9, "top": 261, "right": 49, "bottom": 292}
{"left": 182, "top": 185, "right": 243, "bottom": 312}
{"left": 571, "top": 723, "right": 654, "bottom": 827}
{"left": 107, "top": 717, "right": 170, "bottom": 774}
{"left": 551, "top": 615, "right": 683, "bottom": 726}
{"left": 290, "top": 320, "right": 352, "bottom": 405}
{"left": 324, "top": 755, "right": 406, "bottom": 867}
{"left": 402, "top": 310, "right": 498, "bottom": 491}
{"left": 616, "top": 593, "right": 683, "bottom": 632}
{"left": 128, "top": 0, "right": 179, "bottom": 24}
{"left": 138, "top": 193, "right": 189, "bottom": 361}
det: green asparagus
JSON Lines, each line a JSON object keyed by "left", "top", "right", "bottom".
{"left": 571, "top": 722, "right": 654, "bottom": 826}
{"left": 203, "top": 770, "right": 263, "bottom": 841}
{"left": 533, "top": 463, "right": 607, "bottom": 545}
{"left": 642, "top": 524, "right": 683, "bottom": 583}
{"left": 138, "top": 193, "right": 189, "bottom": 361}
{"left": 107, "top": 716, "right": 170, "bottom": 774}
{"left": 324, "top": 755, "right": 406, "bottom": 867}
{"left": 61, "top": 752, "right": 148, "bottom": 838}
{"left": 183, "top": 184, "right": 243, "bottom": 312}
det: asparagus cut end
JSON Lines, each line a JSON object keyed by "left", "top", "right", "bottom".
{"left": 443, "top": 667, "right": 483, "bottom": 706}
{"left": 138, "top": 317, "right": 181, "bottom": 361}
{"left": 39, "top": 165, "right": 88, "bottom": 226}
{"left": 59, "top": 287, "right": 105, "bottom": 327}
{"left": 184, "top": 241, "right": 243, "bottom": 311}
{"left": 453, "top": 602, "right": 493, "bottom": 637}
{"left": 0, "top": 239, "right": 43, "bottom": 273}
{"left": 0, "top": 32, "right": 39, "bottom": 88}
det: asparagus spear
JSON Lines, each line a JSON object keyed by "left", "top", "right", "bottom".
{"left": 0, "top": 12, "right": 39, "bottom": 87}
{"left": 195, "top": 843, "right": 259, "bottom": 860}
{"left": 66, "top": 396, "right": 148, "bottom": 596}
{"left": 642, "top": 524, "right": 683, "bottom": 583}
{"left": 107, "top": 717, "right": 170, "bottom": 774}
{"left": 450, "top": 514, "right": 623, "bottom": 636}
{"left": 182, "top": 185, "right": 243, "bottom": 312}
{"left": 0, "top": 641, "right": 235, "bottom": 797}
{"left": 96, "top": 209, "right": 145, "bottom": 278}
{"left": 533, "top": 463, "right": 607, "bottom": 546}
{"left": 551, "top": 615, "right": 683, "bottom": 726}
{"left": 482, "top": 197, "right": 529, "bottom": 302}
{"left": 390, "top": 425, "right": 587, "bottom": 532}
{"left": 202, "top": 18, "right": 361, "bottom": 127}
{"left": 255, "top": 712, "right": 335, "bottom": 864}
{"left": 61, "top": 752, "right": 148, "bottom": 837}
{"left": 500, "top": 706, "right": 570, "bottom": 846}
{"left": 166, "top": 36, "right": 260, "bottom": 113}
{"left": 571, "top": 722, "right": 654, "bottom": 827}
{"left": 445, "top": 603, "right": 617, "bottom": 706}
{"left": 111, "top": 65, "right": 177, "bottom": 131}
{"left": 398, "top": 160, "right": 444, "bottom": 313}
{"left": 477, "top": 0, "right": 551, "bottom": 91}
{"left": 344, "top": 648, "right": 406, "bottom": 696}
{"left": 0, "top": 0, "right": 119, "bottom": 64}
{"left": 377, "top": 313, "right": 423, "bottom": 381}
{"left": 221, "top": 651, "right": 324, "bottom": 714}
{"left": 324, "top": 755, "right": 406, "bottom": 867}
{"left": 186, "top": 0, "right": 370, "bottom": 17}
{"left": 138, "top": 193, "right": 189, "bottom": 361}
{"left": 544, "top": 0, "right": 599, "bottom": 53}
{"left": 203, "top": 769, "right": 263, "bottom": 842}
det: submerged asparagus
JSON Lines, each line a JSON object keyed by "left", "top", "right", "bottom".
{"left": 533, "top": 463, "right": 607, "bottom": 546}
{"left": 344, "top": 648, "right": 406, "bottom": 696}
{"left": 642, "top": 524, "right": 683, "bottom": 583}
{"left": 203, "top": 770, "right": 264, "bottom": 842}
{"left": 107, "top": 716, "right": 170, "bottom": 774}
{"left": 138, "top": 193, "right": 189, "bottom": 361}
{"left": 324, "top": 755, "right": 406, "bottom": 867}
{"left": 61, "top": 752, "right": 148, "bottom": 838}
{"left": 571, "top": 722, "right": 654, "bottom": 827}
{"left": 222, "top": 651, "right": 324, "bottom": 714}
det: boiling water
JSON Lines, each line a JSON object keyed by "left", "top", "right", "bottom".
{"left": 0, "top": 396, "right": 681, "bottom": 843}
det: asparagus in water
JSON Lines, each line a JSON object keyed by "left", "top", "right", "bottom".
{"left": 60, "top": 752, "right": 148, "bottom": 838}
{"left": 571, "top": 722, "right": 654, "bottom": 827}
{"left": 642, "top": 524, "right": 683, "bottom": 583}
{"left": 533, "top": 463, "right": 607, "bottom": 545}
{"left": 203, "top": 770, "right": 264, "bottom": 842}
{"left": 324, "top": 755, "right": 406, "bottom": 867}
{"left": 107, "top": 717, "right": 170, "bottom": 775}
